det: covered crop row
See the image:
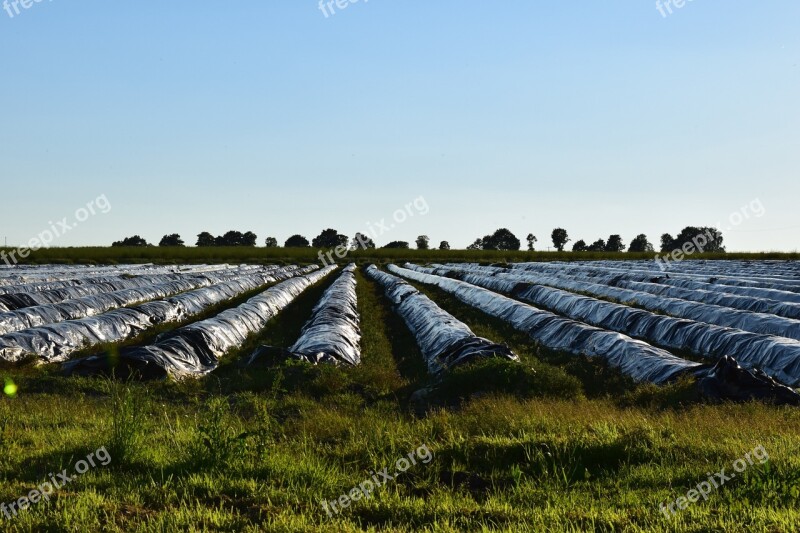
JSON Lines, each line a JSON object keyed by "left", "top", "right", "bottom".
{"left": 392, "top": 265, "right": 800, "bottom": 404}
{"left": 503, "top": 261, "right": 800, "bottom": 308}
{"left": 512, "top": 261, "right": 800, "bottom": 295}
{"left": 366, "top": 265, "right": 519, "bottom": 375}
{"left": 248, "top": 264, "right": 361, "bottom": 366}
{"left": 463, "top": 264, "right": 800, "bottom": 340}
{"left": 420, "top": 263, "right": 800, "bottom": 387}
{"left": 0, "top": 266, "right": 306, "bottom": 364}
{"left": 63, "top": 265, "right": 337, "bottom": 378}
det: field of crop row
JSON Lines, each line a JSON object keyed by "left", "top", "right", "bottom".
{"left": 2, "top": 260, "right": 800, "bottom": 531}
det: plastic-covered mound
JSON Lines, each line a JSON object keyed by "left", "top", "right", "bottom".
{"left": 62, "top": 266, "right": 337, "bottom": 379}
{"left": 395, "top": 264, "right": 800, "bottom": 405}
{"left": 247, "top": 264, "right": 361, "bottom": 367}
{"left": 365, "top": 265, "right": 517, "bottom": 375}
{"left": 697, "top": 356, "right": 800, "bottom": 406}
{"left": 424, "top": 263, "right": 800, "bottom": 387}
{"left": 0, "top": 266, "right": 305, "bottom": 363}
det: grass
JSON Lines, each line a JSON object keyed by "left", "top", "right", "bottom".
{"left": 4, "top": 246, "right": 799, "bottom": 266}
{"left": 1, "top": 264, "right": 800, "bottom": 531}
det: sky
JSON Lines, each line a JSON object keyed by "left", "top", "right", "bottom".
{"left": 0, "top": 1, "right": 798, "bottom": 252}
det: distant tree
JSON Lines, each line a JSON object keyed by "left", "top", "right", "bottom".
{"left": 551, "top": 228, "right": 570, "bottom": 252}
{"left": 439, "top": 241, "right": 451, "bottom": 250}
{"left": 662, "top": 227, "right": 725, "bottom": 254}
{"left": 216, "top": 231, "right": 245, "bottom": 246}
{"left": 112, "top": 235, "right": 150, "bottom": 247}
{"left": 605, "top": 234, "right": 625, "bottom": 252}
{"left": 628, "top": 234, "right": 654, "bottom": 253}
{"left": 416, "top": 235, "right": 430, "bottom": 250}
{"left": 313, "top": 228, "right": 348, "bottom": 248}
{"left": 242, "top": 231, "right": 258, "bottom": 247}
{"left": 351, "top": 232, "right": 376, "bottom": 250}
{"left": 196, "top": 232, "right": 216, "bottom": 247}
{"left": 467, "top": 239, "right": 483, "bottom": 250}
{"left": 587, "top": 239, "right": 606, "bottom": 252}
{"left": 382, "top": 241, "right": 410, "bottom": 249}
{"left": 284, "top": 234, "right": 310, "bottom": 248}
{"left": 264, "top": 237, "right": 278, "bottom": 248}
{"left": 159, "top": 234, "right": 185, "bottom": 247}
{"left": 572, "top": 240, "right": 587, "bottom": 252}
{"left": 526, "top": 233, "right": 538, "bottom": 251}
{"left": 660, "top": 233, "right": 675, "bottom": 253}
{"left": 481, "top": 228, "right": 521, "bottom": 250}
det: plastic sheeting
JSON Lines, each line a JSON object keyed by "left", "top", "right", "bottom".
{"left": 0, "top": 266, "right": 306, "bottom": 364}
{"left": 418, "top": 263, "right": 800, "bottom": 387}
{"left": 393, "top": 265, "right": 800, "bottom": 404}
{"left": 501, "top": 261, "right": 800, "bottom": 312}
{"left": 366, "top": 265, "right": 518, "bottom": 375}
{"left": 62, "top": 265, "right": 337, "bottom": 378}
{"left": 247, "top": 264, "right": 361, "bottom": 366}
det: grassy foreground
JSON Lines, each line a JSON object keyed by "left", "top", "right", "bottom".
{"left": 1, "top": 268, "right": 800, "bottom": 531}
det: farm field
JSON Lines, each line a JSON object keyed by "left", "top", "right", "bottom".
{"left": 2, "top": 259, "right": 800, "bottom": 531}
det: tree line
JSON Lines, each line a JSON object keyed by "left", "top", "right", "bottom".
{"left": 111, "top": 226, "right": 724, "bottom": 253}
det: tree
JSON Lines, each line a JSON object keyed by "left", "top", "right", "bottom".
{"left": 439, "top": 241, "right": 451, "bottom": 250}
{"left": 662, "top": 227, "right": 725, "bottom": 254}
{"left": 481, "top": 228, "right": 521, "bottom": 250}
{"left": 264, "top": 237, "right": 278, "bottom": 248}
{"left": 467, "top": 239, "right": 483, "bottom": 250}
{"left": 159, "top": 234, "right": 185, "bottom": 247}
{"left": 313, "top": 229, "right": 348, "bottom": 249}
{"left": 416, "top": 235, "right": 430, "bottom": 250}
{"left": 628, "top": 234, "right": 654, "bottom": 253}
{"left": 351, "top": 233, "right": 376, "bottom": 250}
{"left": 526, "top": 233, "right": 538, "bottom": 251}
{"left": 112, "top": 235, "right": 150, "bottom": 247}
{"left": 216, "top": 231, "right": 246, "bottom": 246}
{"left": 587, "top": 239, "right": 606, "bottom": 252}
{"left": 242, "top": 231, "right": 258, "bottom": 247}
{"left": 196, "top": 232, "right": 216, "bottom": 247}
{"left": 572, "top": 240, "right": 587, "bottom": 252}
{"left": 604, "top": 234, "right": 625, "bottom": 252}
{"left": 284, "top": 234, "right": 310, "bottom": 248}
{"left": 660, "top": 234, "right": 675, "bottom": 253}
{"left": 382, "top": 241, "right": 410, "bottom": 249}
{"left": 551, "top": 228, "right": 570, "bottom": 252}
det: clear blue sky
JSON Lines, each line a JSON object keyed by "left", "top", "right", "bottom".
{"left": 1, "top": 1, "right": 798, "bottom": 251}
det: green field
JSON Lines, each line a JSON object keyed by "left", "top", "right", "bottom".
{"left": 2, "top": 261, "right": 800, "bottom": 531}
{"left": 2, "top": 246, "right": 799, "bottom": 266}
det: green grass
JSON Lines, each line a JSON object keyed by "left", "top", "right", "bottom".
{"left": 1, "top": 265, "right": 800, "bottom": 531}
{"left": 4, "top": 245, "right": 799, "bottom": 266}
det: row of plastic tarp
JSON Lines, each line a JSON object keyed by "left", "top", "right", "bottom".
{"left": 462, "top": 263, "right": 800, "bottom": 341}
{"left": 0, "top": 264, "right": 163, "bottom": 285}
{"left": 62, "top": 265, "right": 337, "bottom": 378}
{"left": 0, "top": 265, "right": 273, "bottom": 311}
{"left": 555, "top": 259, "right": 800, "bottom": 285}
{"left": 503, "top": 261, "right": 800, "bottom": 308}
{"left": 394, "top": 264, "right": 800, "bottom": 404}
{"left": 247, "top": 264, "right": 361, "bottom": 366}
{"left": 0, "top": 270, "right": 259, "bottom": 336}
{"left": 0, "top": 266, "right": 303, "bottom": 364}
{"left": 511, "top": 260, "right": 800, "bottom": 295}
{"left": 365, "top": 265, "right": 518, "bottom": 375}
{"left": 422, "top": 263, "right": 800, "bottom": 387}
{"left": 0, "top": 264, "right": 249, "bottom": 295}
